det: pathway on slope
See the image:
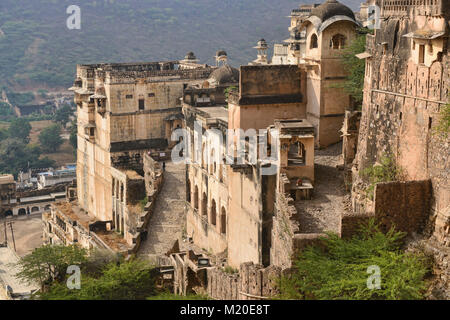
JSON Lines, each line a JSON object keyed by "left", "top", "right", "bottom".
{"left": 138, "top": 162, "right": 186, "bottom": 264}
{"left": 295, "top": 142, "right": 348, "bottom": 234}
{"left": 0, "top": 246, "right": 38, "bottom": 299}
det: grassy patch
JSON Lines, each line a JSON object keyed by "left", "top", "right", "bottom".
{"left": 139, "top": 196, "right": 149, "bottom": 211}
{"left": 434, "top": 102, "right": 449, "bottom": 137}
{"left": 360, "top": 154, "right": 402, "bottom": 200}
{"left": 223, "top": 266, "right": 239, "bottom": 274}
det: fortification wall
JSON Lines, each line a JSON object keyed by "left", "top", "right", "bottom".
{"left": 351, "top": 10, "right": 449, "bottom": 293}
{"left": 352, "top": 13, "right": 449, "bottom": 246}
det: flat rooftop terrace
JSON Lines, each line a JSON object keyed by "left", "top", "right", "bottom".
{"left": 196, "top": 106, "right": 229, "bottom": 123}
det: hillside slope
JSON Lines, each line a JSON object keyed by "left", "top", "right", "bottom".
{"left": 0, "top": 0, "right": 362, "bottom": 90}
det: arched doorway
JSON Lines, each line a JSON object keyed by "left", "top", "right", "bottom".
{"left": 186, "top": 179, "right": 191, "bottom": 203}
{"left": 194, "top": 186, "right": 199, "bottom": 210}
{"left": 18, "top": 208, "right": 27, "bottom": 216}
{"left": 202, "top": 192, "right": 207, "bottom": 216}
{"left": 31, "top": 206, "right": 40, "bottom": 213}
{"left": 4, "top": 210, "right": 13, "bottom": 217}
{"left": 288, "top": 141, "right": 306, "bottom": 165}
{"left": 210, "top": 199, "right": 217, "bottom": 226}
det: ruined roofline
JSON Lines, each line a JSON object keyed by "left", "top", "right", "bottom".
{"left": 380, "top": 1, "right": 449, "bottom": 18}
{"left": 76, "top": 60, "right": 216, "bottom": 81}
{"left": 77, "top": 60, "right": 180, "bottom": 69}
{"left": 77, "top": 60, "right": 215, "bottom": 72}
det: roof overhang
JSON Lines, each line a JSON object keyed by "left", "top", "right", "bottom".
{"left": 318, "top": 15, "right": 360, "bottom": 34}
{"left": 89, "top": 94, "right": 107, "bottom": 99}
{"left": 355, "top": 52, "right": 372, "bottom": 59}
{"left": 402, "top": 31, "right": 446, "bottom": 40}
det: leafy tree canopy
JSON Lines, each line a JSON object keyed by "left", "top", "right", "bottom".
{"left": 8, "top": 117, "right": 31, "bottom": 143}
{"left": 277, "top": 221, "right": 430, "bottom": 300}
{"left": 55, "top": 105, "right": 74, "bottom": 128}
{"left": 37, "top": 257, "right": 159, "bottom": 300}
{"left": 0, "top": 138, "right": 55, "bottom": 176}
{"left": 333, "top": 28, "right": 372, "bottom": 110}
{"left": 38, "top": 123, "right": 63, "bottom": 153}
{"left": 15, "top": 245, "right": 88, "bottom": 290}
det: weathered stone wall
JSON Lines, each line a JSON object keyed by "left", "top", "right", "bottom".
{"left": 207, "top": 268, "right": 240, "bottom": 300}
{"left": 352, "top": 12, "right": 449, "bottom": 246}
{"left": 206, "top": 263, "right": 282, "bottom": 300}
{"left": 374, "top": 180, "right": 432, "bottom": 234}
{"left": 350, "top": 7, "right": 449, "bottom": 293}
{"left": 271, "top": 189, "right": 326, "bottom": 269}
{"left": 270, "top": 192, "right": 298, "bottom": 269}
{"left": 127, "top": 154, "right": 164, "bottom": 253}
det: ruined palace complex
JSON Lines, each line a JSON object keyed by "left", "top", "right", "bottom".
{"left": 40, "top": 0, "right": 449, "bottom": 299}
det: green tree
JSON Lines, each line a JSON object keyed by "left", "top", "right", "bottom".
{"left": 38, "top": 124, "right": 63, "bottom": 153}
{"left": 0, "top": 138, "right": 54, "bottom": 176}
{"left": 361, "top": 154, "right": 403, "bottom": 200}
{"left": 0, "top": 128, "right": 8, "bottom": 141}
{"left": 55, "top": 105, "right": 74, "bottom": 129}
{"left": 69, "top": 119, "right": 77, "bottom": 151}
{"left": 15, "top": 245, "right": 88, "bottom": 291}
{"left": 332, "top": 28, "right": 372, "bottom": 110}
{"left": 8, "top": 118, "right": 31, "bottom": 143}
{"left": 277, "top": 221, "right": 430, "bottom": 300}
{"left": 434, "top": 101, "right": 449, "bottom": 137}
{"left": 38, "top": 258, "right": 158, "bottom": 300}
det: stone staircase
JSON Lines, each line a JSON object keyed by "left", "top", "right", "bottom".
{"left": 138, "top": 162, "right": 186, "bottom": 264}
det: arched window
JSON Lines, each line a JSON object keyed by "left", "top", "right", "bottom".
{"left": 219, "top": 164, "right": 224, "bottom": 183}
{"left": 210, "top": 199, "right": 217, "bottom": 226}
{"left": 194, "top": 186, "right": 199, "bottom": 210}
{"left": 310, "top": 34, "right": 318, "bottom": 49}
{"left": 330, "top": 34, "right": 346, "bottom": 49}
{"left": 202, "top": 142, "right": 207, "bottom": 169}
{"left": 210, "top": 149, "right": 215, "bottom": 174}
{"left": 220, "top": 207, "right": 227, "bottom": 235}
{"left": 202, "top": 192, "right": 207, "bottom": 216}
{"left": 187, "top": 179, "right": 191, "bottom": 203}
